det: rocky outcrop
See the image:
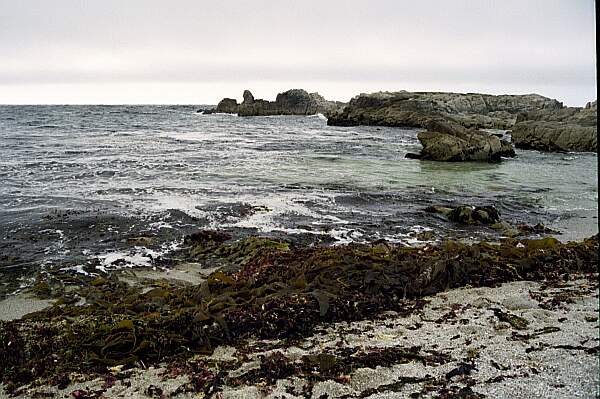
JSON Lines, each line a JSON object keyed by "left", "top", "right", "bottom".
{"left": 409, "top": 119, "right": 515, "bottom": 162}
{"left": 425, "top": 205, "right": 501, "bottom": 225}
{"left": 214, "top": 89, "right": 344, "bottom": 116}
{"left": 424, "top": 204, "right": 559, "bottom": 237}
{"left": 215, "top": 98, "right": 239, "bottom": 114}
{"left": 326, "top": 91, "right": 563, "bottom": 129}
{"left": 511, "top": 101, "right": 597, "bottom": 152}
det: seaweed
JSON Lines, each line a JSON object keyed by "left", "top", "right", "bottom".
{"left": 228, "top": 345, "right": 450, "bottom": 390}
{"left": 491, "top": 308, "right": 529, "bottom": 330}
{"left": 0, "top": 233, "right": 597, "bottom": 392}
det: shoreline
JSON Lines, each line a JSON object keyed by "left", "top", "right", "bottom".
{"left": 0, "top": 229, "right": 597, "bottom": 397}
{"left": 1, "top": 273, "right": 597, "bottom": 398}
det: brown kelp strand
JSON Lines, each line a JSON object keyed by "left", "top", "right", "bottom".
{"left": 0, "top": 233, "right": 597, "bottom": 391}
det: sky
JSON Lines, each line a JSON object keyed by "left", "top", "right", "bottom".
{"left": 0, "top": 0, "right": 596, "bottom": 105}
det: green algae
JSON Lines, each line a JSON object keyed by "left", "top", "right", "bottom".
{"left": 0, "top": 232, "right": 597, "bottom": 392}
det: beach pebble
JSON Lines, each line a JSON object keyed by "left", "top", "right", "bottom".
{"left": 311, "top": 380, "right": 355, "bottom": 398}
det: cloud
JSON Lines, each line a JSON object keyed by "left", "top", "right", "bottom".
{"left": 0, "top": 0, "right": 595, "bottom": 104}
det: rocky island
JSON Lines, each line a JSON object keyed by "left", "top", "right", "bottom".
{"left": 325, "top": 91, "right": 597, "bottom": 157}
{"left": 325, "top": 91, "right": 563, "bottom": 129}
{"left": 512, "top": 100, "right": 597, "bottom": 152}
{"left": 209, "top": 89, "right": 596, "bottom": 160}
{"left": 214, "top": 89, "right": 344, "bottom": 116}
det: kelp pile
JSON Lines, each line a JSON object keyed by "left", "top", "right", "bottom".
{"left": 0, "top": 232, "right": 598, "bottom": 391}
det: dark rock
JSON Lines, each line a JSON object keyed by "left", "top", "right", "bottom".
{"left": 234, "top": 89, "right": 343, "bottom": 116}
{"left": 446, "top": 362, "right": 477, "bottom": 379}
{"left": 243, "top": 90, "right": 254, "bottom": 104}
{"left": 517, "top": 223, "right": 560, "bottom": 235}
{"left": 405, "top": 153, "right": 422, "bottom": 159}
{"left": 145, "top": 385, "right": 164, "bottom": 398}
{"left": 427, "top": 205, "right": 501, "bottom": 225}
{"left": 448, "top": 205, "right": 500, "bottom": 225}
{"left": 215, "top": 98, "right": 239, "bottom": 114}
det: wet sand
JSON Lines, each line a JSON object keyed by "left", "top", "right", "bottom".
{"left": 0, "top": 293, "right": 54, "bottom": 321}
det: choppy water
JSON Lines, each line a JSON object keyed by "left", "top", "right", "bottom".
{"left": 0, "top": 105, "right": 597, "bottom": 288}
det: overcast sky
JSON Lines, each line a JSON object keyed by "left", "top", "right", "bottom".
{"left": 0, "top": 0, "right": 596, "bottom": 105}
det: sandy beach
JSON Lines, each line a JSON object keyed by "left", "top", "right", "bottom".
{"left": 2, "top": 272, "right": 597, "bottom": 398}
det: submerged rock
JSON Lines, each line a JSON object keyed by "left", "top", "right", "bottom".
{"left": 448, "top": 205, "right": 500, "bottom": 225}
{"left": 426, "top": 205, "right": 501, "bottom": 225}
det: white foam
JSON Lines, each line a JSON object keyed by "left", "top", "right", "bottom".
{"left": 97, "top": 246, "right": 160, "bottom": 270}
{"left": 149, "top": 221, "right": 174, "bottom": 230}
{"left": 307, "top": 113, "right": 327, "bottom": 120}
{"left": 60, "top": 264, "right": 93, "bottom": 276}
{"left": 223, "top": 192, "right": 331, "bottom": 231}
{"left": 329, "top": 228, "right": 364, "bottom": 245}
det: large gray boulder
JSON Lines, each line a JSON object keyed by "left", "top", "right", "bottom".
{"left": 326, "top": 91, "right": 562, "bottom": 129}
{"left": 511, "top": 101, "right": 597, "bottom": 152}
{"left": 416, "top": 119, "right": 515, "bottom": 162}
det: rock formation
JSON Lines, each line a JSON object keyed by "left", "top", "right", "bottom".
{"left": 412, "top": 119, "right": 515, "bottom": 162}
{"left": 511, "top": 101, "right": 597, "bottom": 152}
{"left": 326, "top": 91, "right": 563, "bottom": 129}
{"left": 215, "top": 98, "right": 239, "bottom": 114}
{"left": 214, "top": 89, "right": 344, "bottom": 116}
{"left": 211, "top": 88, "right": 596, "bottom": 154}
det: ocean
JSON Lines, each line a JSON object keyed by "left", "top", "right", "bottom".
{"left": 0, "top": 105, "right": 597, "bottom": 296}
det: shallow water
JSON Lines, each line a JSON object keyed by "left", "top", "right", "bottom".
{"left": 0, "top": 105, "right": 597, "bottom": 284}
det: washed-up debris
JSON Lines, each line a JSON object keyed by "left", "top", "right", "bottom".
{"left": 446, "top": 362, "right": 478, "bottom": 380}
{"left": 230, "top": 345, "right": 450, "bottom": 389}
{"left": 359, "top": 376, "right": 434, "bottom": 397}
{"left": 70, "top": 388, "right": 104, "bottom": 399}
{"left": 529, "top": 277, "right": 598, "bottom": 310}
{"left": 0, "top": 232, "right": 597, "bottom": 393}
{"left": 510, "top": 326, "right": 561, "bottom": 342}
{"left": 491, "top": 308, "right": 529, "bottom": 330}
